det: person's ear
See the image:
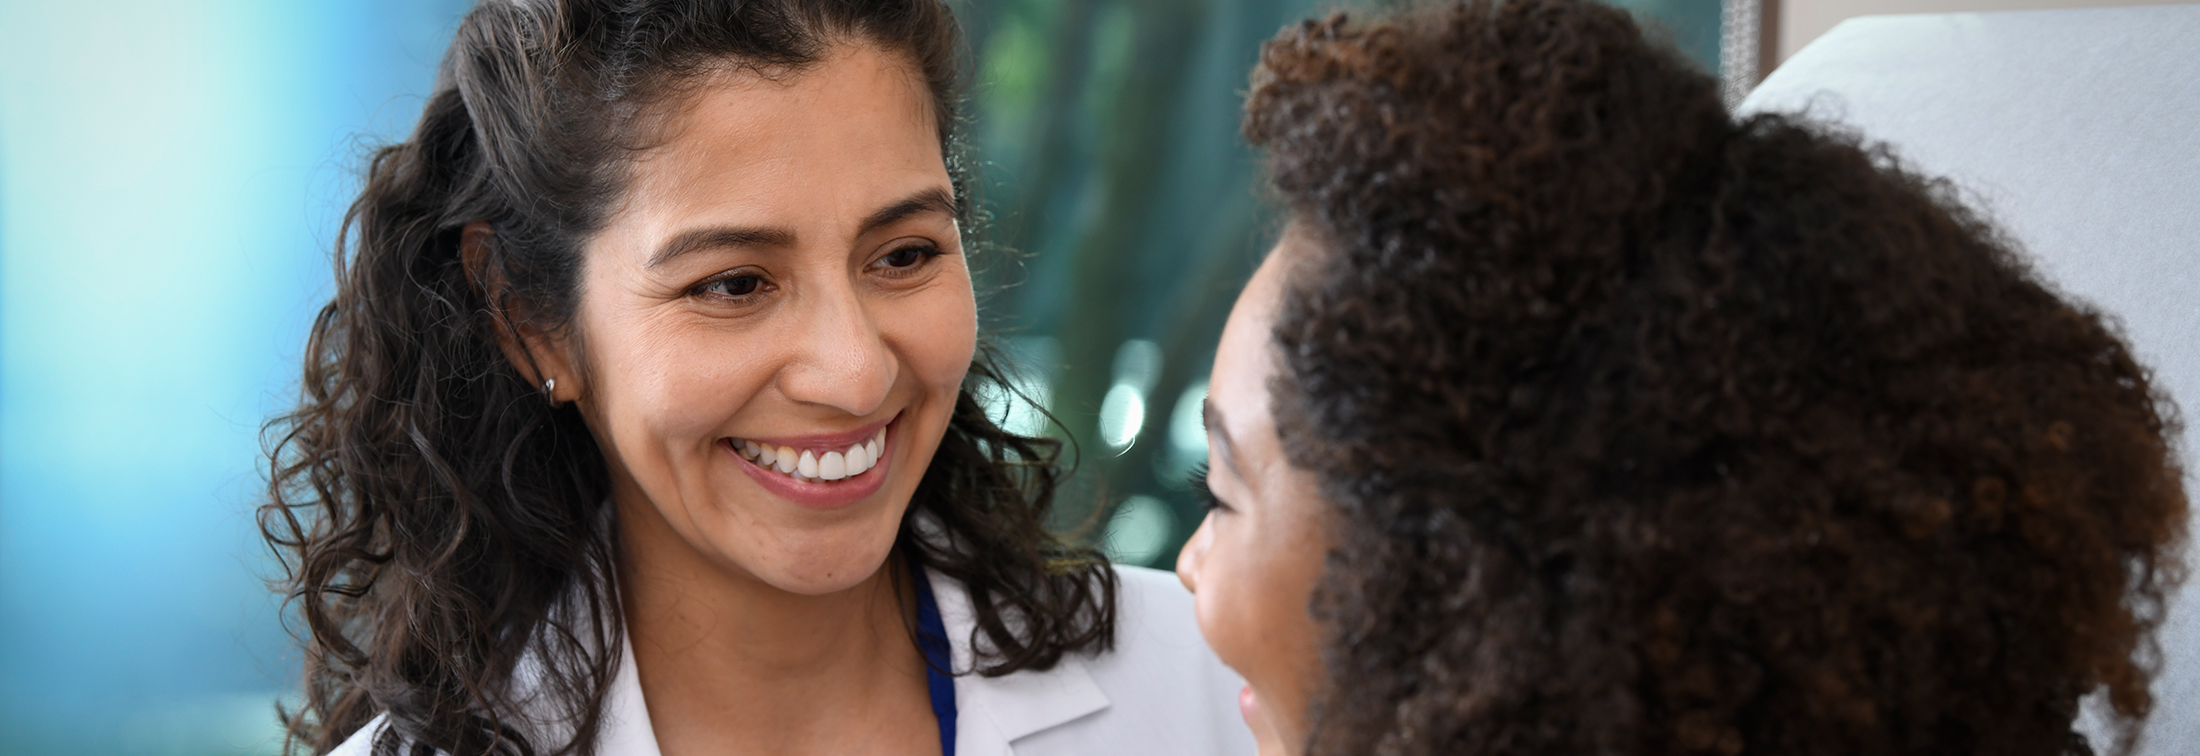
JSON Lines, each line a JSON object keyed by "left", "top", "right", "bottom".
{"left": 461, "top": 221, "right": 580, "bottom": 405}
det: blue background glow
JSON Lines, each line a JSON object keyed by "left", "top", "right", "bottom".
{"left": 0, "top": 2, "right": 466, "bottom": 753}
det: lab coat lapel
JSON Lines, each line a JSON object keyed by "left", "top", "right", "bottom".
{"left": 927, "top": 568, "right": 1111, "bottom": 756}
{"left": 505, "top": 602, "right": 662, "bottom": 756}
{"left": 594, "top": 631, "right": 664, "bottom": 756}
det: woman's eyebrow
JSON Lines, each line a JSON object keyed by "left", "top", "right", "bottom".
{"left": 857, "top": 186, "right": 957, "bottom": 238}
{"left": 647, "top": 225, "right": 796, "bottom": 268}
{"left": 1202, "top": 399, "right": 1242, "bottom": 475}
{"left": 644, "top": 187, "right": 956, "bottom": 269}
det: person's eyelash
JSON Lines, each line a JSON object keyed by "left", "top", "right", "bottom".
{"left": 874, "top": 242, "right": 947, "bottom": 277}
{"left": 1190, "top": 463, "right": 1225, "bottom": 511}
{"left": 689, "top": 268, "right": 772, "bottom": 301}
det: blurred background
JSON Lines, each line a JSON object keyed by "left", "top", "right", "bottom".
{"left": 0, "top": 1, "right": 1720, "bottom": 753}
{"left": 959, "top": 0, "right": 1720, "bottom": 568}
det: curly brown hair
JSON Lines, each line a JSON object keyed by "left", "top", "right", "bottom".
{"left": 259, "top": 2, "right": 1113, "bottom": 755}
{"left": 1242, "top": 2, "right": 2189, "bottom": 755}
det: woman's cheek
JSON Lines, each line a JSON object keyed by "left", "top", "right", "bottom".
{"left": 1196, "top": 532, "right": 1265, "bottom": 676}
{"left": 903, "top": 279, "right": 978, "bottom": 395}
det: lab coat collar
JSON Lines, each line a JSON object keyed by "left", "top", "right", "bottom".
{"left": 595, "top": 631, "right": 662, "bottom": 756}
{"left": 924, "top": 567, "right": 1112, "bottom": 756}
{"left": 581, "top": 567, "right": 1112, "bottom": 756}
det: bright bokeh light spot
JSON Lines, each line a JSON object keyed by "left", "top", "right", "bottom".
{"left": 1098, "top": 382, "right": 1146, "bottom": 450}
{"left": 978, "top": 374, "right": 1054, "bottom": 437}
{"left": 1169, "top": 380, "right": 1208, "bottom": 461}
{"left": 1103, "top": 495, "right": 1173, "bottom": 566}
{"left": 1111, "top": 339, "right": 1162, "bottom": 393}
{"left": 1005, "top": 378, "right": 1054, "bottom": 437}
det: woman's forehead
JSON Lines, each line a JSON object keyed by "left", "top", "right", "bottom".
{"left": 598, "top": 46, "right": 951, "bottom": 255}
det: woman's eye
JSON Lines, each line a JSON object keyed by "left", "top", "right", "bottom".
{"left": 1190, "top": 464, "right": 1229, "bottom": 513}
{"left": 874, "top": 242, "right": 943, "bottom": 272}
{"left": 697, "top": 273, "right": 764, "bottom": 298}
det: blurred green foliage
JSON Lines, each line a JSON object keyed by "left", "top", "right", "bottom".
{"left": 960, "top": 0, "right": 1726, "bottom": 567}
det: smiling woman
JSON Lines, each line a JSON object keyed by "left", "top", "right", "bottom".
{"left": 259, "top": 2, "right": 1247, "bottom": 756}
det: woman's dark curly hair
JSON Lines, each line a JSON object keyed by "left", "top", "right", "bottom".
{"left": 1243, "top": 1, "right": 2188, "bottom": 755}
{"left": 259, "top": 2, "right": 1113, "bottom": 755}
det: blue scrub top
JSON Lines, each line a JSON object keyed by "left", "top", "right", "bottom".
{"left": 911, "top": 558, "right": 957, "bottom": 756}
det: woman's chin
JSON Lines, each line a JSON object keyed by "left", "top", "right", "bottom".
{"left": 758, "top": 565, "right": 891, "bottom": 597}
{"left": 721, "top": 528, "right": 905, "bottom": 597}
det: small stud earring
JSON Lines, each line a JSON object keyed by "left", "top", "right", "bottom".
{"left": 543, "top": 377, "right": 557, "bottom": 395}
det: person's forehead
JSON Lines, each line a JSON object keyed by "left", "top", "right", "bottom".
{"left": 636, "top": 53, "right": 943, "bottom": 189}
{"left": 596, "top": 48, "right": 951, "bottom": 260}
{"left": 1207, "top": 233, "right": 1307, "bottom": 492}
{"left": 1213, "top": 251, "right": 1289, "bottom": 403}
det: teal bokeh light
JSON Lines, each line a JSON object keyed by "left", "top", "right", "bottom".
{"left": 0, "top": 2, "right": 465, "bottom": 753}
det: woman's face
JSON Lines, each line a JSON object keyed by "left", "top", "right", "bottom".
{"left": 1176, "top": 226, "right": 1332, "bottom": 755}
{"left": 543, "top": 44, "right": 974, "bottom": 596}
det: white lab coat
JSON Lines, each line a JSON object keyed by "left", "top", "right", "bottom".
{"left": 329, "top": 564, "right": 1252, "bottom": 756}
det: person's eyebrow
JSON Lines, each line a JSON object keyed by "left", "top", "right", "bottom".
{"left": 646, "top": 225, "right": 796, "bottom": 269}
{"left": 644, "top": 187, "right": 957, "bottom": 270}
{"left": 1202, "top": 398, "right": 1241, "bottom": 475}
{"left": 856, "top": 186, "right": 957, "bottom": 239}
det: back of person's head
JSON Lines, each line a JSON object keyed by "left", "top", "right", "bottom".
{"left": 1242, "top": 1, "right": 2188, "bottom": 754}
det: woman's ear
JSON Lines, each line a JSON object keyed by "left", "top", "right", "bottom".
{"left": 460, "top": 221, "right": 580, "bottom": 404}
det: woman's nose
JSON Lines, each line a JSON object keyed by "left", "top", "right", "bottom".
{"left": 776, "top": 283, "right": 897, "bottom": 417}
{"left": 1177, "top": 511, "right": 1214, "bottom": 593}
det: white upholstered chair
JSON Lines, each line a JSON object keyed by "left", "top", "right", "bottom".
{"left": 1739, "top": 6, "right": 2200, "bottom": 753}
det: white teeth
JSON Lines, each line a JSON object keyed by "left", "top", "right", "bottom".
{"left": 733, "top": 428, "right": 888, "bottom": 483}
{"left": 847, "top": 442, "right": 871, "bottom": 473}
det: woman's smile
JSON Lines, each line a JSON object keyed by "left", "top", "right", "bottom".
{"left": 275, "top": 3, "right": 1250, "bottom": 755}
{"left": 722, "top": 414, "right": 898, "bottom": 509}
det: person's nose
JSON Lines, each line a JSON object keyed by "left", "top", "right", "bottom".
{"left": 1177, "top": 510, "right": 1214, "bottom": 594}
{"left": 776, "top": 280, "right": 896, "bottom": 418}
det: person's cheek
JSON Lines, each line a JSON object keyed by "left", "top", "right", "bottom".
{"left": 1181, "top": 514, "right": 1251, "bottom": 670}
{"left": 907, "top": 278, "right": 977, "bottom": 398}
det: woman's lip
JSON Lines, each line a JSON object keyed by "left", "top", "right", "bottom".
{"left": 723, "top": 418, "right": 894, "bottom": 510}
{"left": 1239, "top": 685, "right": 1258, "bottom": 727}
{"left": 735, "top": 415, "right": 895, "bottom": 451}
